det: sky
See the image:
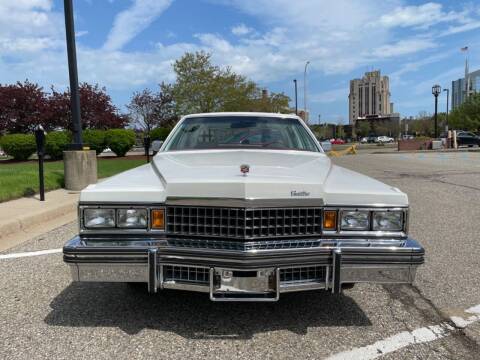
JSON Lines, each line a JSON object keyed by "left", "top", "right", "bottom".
{"left": 1, "top": 0, "right": 479, "bottom": 124}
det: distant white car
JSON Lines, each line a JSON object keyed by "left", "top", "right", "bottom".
{"left": 377, "top": 136, "right": 394, "bottom": 143}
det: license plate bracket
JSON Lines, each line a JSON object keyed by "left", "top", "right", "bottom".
{"left": 209, "top": 267, "right": 280, "bottom": 302}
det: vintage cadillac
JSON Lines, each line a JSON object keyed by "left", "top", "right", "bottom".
{"left": 63, "top": 112, "right": 424, "bottom": 301}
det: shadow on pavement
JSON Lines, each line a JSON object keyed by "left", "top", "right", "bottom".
{"left": 44, "top": 283, "right": 371, "bottom": 339}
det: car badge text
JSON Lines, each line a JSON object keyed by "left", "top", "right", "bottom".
{"left": 291, "top": 191, "right": 310, "bottom": 197}
{"left": 240, "top": 164, "right": 250, "bottom": 176}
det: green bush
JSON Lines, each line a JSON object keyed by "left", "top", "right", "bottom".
{"left": 45, "top": 131, "right": 71, "bottom": 160}
{"left": 150, "top": 127, "right": 171, "bottom": 141}
{"left": 83, "top": 129, "right": 106, "bottom": 155}
{"left": 105, "top": 129, "right": 136, "bottom": 157}
{"left": 0, "top": 134, "right": 36, "bottom": 161}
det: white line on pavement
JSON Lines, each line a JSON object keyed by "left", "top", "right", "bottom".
{"left": 0, "top": 248, "right": 62, "bottom": 259}
{"left": 327, "top": 304, "right": 480, "bottom": 360}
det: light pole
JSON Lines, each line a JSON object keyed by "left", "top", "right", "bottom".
{"left": 432, "top": 84, "right": 441, "bottom": 138}
{"left": 443, "top": 88, "right": 449, "bottom": 133}
{"left": 293, "top": 79, "right": 298, "bottom": 115}
{"left": 64, "top": 0, "right": 82, "bottom": 149}
{"left": 304, "top": 61, "right": 310, "bottom": 122}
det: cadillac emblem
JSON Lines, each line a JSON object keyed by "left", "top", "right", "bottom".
{"left": 240, "top": 164, "right": 250, "bottom": 176}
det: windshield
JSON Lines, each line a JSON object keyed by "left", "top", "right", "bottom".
{"left": 165, "top": 116, "right": 319, "bottom": 152}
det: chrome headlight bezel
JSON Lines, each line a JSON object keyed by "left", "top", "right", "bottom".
{"left": 79, "top": 205, "right": 166, "bottom": 233}
{"left": 323, "top": 207, "right": 408, "bottom": 236}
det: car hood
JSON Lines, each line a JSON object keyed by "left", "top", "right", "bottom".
{"left": 80, "top": 149, "right": 408, "bottom": 206}
{"left": 152, "top": 149, "right": 331, "bottom": 200}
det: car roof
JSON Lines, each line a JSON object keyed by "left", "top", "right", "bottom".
{"left": 182, "top": 112, "right": 301, "bottom": 120}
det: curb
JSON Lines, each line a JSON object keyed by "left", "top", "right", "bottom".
{"left": 0, "top": 190, "right": 79, "bottom": 243}
{"left": 0, "top": 202, "right": 77, "bottom": 240}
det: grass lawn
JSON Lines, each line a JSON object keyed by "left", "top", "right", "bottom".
{"left": 0, "top": 157, "right": 146, "bottom": 203}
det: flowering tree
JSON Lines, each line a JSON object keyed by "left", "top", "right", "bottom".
{"left": 0, "top": 81, "right": 49, "bottom": 134}
{"left": 49, "top": 83, "right": 128, "bottom": 130}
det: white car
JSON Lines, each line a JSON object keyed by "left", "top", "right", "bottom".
{"left": 377, "top": 136, "right": 394, "bottom": 143}
{"left": 64, "top": 113, "right": 424, "bottom": 301}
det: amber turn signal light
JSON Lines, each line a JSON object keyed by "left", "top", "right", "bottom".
{"left": 151, "top": 209, "right": 165, "bottom": 230}
{"left": 323, "top": 210, "right": 337, "bottom": 230}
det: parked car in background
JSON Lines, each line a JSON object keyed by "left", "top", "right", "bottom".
{"left": 361, "top": 136, "right": 377, "bottom": 143}
{"left": 402, "top": 135, "right": 415, "bottom": 140}
{"left": 377, "top": 136, "right": 394, "bottom": 143}
{"left": 330, "top": 138, "right": 345, "bottom": 145}
{"left": 63, "top": 112, "right": 424, "bottom": 301}
{"left": 456, "top": 131, "right": 480, "bottom": 147}
{"left": 360, "top": 137, "right": 368, "bottom": 144}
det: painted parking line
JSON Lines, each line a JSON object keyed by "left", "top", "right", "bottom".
{"left": 0, "top": 248, "right": 62, "bottom": 260}
{"left": 327, "top": 304, "right": 480, "bottom": 360}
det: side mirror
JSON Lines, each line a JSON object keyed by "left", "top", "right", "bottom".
{"left": 151, "top": 140, "right": 163, "bottom": 153}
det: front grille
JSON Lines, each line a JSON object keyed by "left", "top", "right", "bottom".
{"left": 163, "top": 265, "right": 209, "bottom": 284}
{"left": 280, "top": 266, "right": 327, "bottom": 284}
{"left": 166, "top": 206, "right": 322, "bottom": 240}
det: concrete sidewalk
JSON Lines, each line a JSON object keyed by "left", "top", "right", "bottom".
{"left": 0, "top": 189, "right": 79, "bottom": 251}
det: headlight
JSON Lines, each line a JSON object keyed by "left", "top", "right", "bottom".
{"left": 340, "top": 210, "right": 369, "bottom": 230}
{"left": 117, "top": 209, "right": 148, "bottom": 228}
{"left": 372, "top": 211, "right": 404, "bottom": 231}
{"left": 84, "top": 208, "right": 115, "bottom": 228}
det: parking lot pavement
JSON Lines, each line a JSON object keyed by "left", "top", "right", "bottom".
{"left": 1, "top": 152, "right": 480, "bottom": 359}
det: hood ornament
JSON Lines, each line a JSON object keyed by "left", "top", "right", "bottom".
{"left": 240, "top": 164, "right": 250, "bottom": 176}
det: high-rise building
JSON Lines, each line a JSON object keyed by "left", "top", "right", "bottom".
{"left": 348, "top": 70, "right": 392, "bottom": 124}
{"left": 451, "top": 68, "right": 480, "bottom": 109}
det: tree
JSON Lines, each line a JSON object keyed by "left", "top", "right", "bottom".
{"left": 172, "top": 51, "right": 290, "bottom": 114}
{"left": 127, "top": 82, "right": 177, "bottom": 133}
{"left": 0, "top": 80, "right": 49, "bottom": 134}
{"left": 49, "top": 83, "right": 127, "bottom": 131}
{"left": 449, "top": 93, "right": 480, "bottom": 132}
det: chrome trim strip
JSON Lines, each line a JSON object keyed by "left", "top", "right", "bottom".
{"left": 166, "top": 197, "right": 324, "bottom": 207}
{"left": 148, "top": 249, "right": 158, "bottom": 293}
{"left": 332, "top": 249, "right": 342, "bottom": 294}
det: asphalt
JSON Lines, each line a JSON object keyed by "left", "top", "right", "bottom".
{"left": 1, "top": 152, "right": 479, "bottom": 359}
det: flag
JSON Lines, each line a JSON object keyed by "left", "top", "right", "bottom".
{"left": 460, "top": 46, "right": 469, "bottom": 52}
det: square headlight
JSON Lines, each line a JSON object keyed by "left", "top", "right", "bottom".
{"left": 84, "top": 208, "right": 115, "bottom": 228}
{"left": 340, "top": 210, "right": 370, "bottom": 230}
{"left": 117, "top": 208, "right": 148, "bottom": 228}
{"left": 372, "top": 211, "right": 404, "bottom": 231}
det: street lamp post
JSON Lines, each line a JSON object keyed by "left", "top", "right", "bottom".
{"left": 293, "top": 79, "right": 298, "bottom": 115}
{"left": 304, "top": 61, "right": 310, "bottom": 122}
{"left": 64, "top": 0, "right": 82, "bottom": 149}
{"left": 443, "top": 88, "right": 449, "bottom": 132}
{"left": 432, "top": 84, "right": 441, "bottom": 138}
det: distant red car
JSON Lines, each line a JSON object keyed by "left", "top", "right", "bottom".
{"left": 330, "top": 138, "right": 345, "bottom": 145}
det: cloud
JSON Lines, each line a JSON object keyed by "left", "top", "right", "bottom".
{"left": 231, "top": 24, "right": 253, "bottom": 36}
{"left": 103, "top": 0, "right": 173, "bottom": 51}
{"left": 310, "top": 88, "right": 348, "bottom": 104}
{"left": 369, "top": 38, "right": 437, "bottom": 58}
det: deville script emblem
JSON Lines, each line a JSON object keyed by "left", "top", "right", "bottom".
{"left": 291, "top": 190, "right": 310, "bottom": 197}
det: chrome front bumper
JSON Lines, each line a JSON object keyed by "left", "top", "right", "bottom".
{"left": 63, "top": 236, "right": 424, "bottom": 301}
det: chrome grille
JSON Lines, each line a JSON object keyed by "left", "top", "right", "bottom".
{"left": 280, "top": 266, "right": 327, "bottom": 284}
{"left": 166, "top": 206, "right": 322, "bottom": 239}
{"left": 163, "top": 265, "right": 209, "bottom": 284}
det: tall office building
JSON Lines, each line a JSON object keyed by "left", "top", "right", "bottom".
{"left": 451, "top": 68, "right": 480, "bottom": 109}
{"left": 349, "top": 70, "right": 392, "bottom": 124}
